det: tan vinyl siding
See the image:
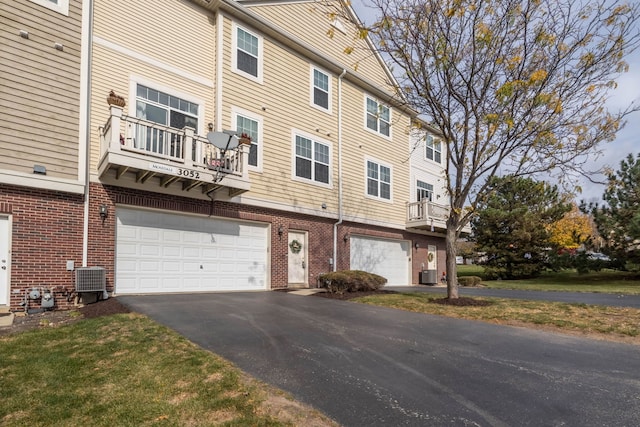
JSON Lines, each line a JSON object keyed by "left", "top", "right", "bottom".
{"left": 90, "top": 0, "right": 216, "bottom": 173}
{"left": 0, "top": 0, "right": 82, "bottom": 180}
{"left": 247, "top": 1, "right": 394, "bottom": 91}
{"left": 93, "top": 0, "right": 214, "bottom": 82}
{"left": 89, "top": 44, "right": 216, "bottom": 172}
{"left": 339, "top": 82, "right": 410, "bottom": 226}
{"left": 221, "top": 15, "right": 409, "bottom": 226}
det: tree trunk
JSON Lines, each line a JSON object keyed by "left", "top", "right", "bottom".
{"left": 446, "top": 219, "right": 459, "bottom": 299}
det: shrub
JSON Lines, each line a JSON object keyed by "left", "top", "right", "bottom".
{"left": 457, "top": 276, "right": 483, "bottom": 287}
{"left": 318, "top": 270, "right": 387, "bottom": 294}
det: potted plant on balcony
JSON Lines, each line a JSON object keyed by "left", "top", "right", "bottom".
{"left": 238, "top": 133, "right": 252, "bottom": 145}
{"left": 107, "top": 90, "right": 126, "bottom": 108}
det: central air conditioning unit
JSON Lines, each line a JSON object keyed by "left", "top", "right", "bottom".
{"left": 75, "top": 267, "right": 106, "bottom": 293}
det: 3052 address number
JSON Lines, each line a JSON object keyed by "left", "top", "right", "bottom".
{"left": 177, "top": 169, "right": 200, "bottom": 179}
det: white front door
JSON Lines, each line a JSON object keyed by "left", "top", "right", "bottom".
{"left": 287, "top": 231, "right": 307, "bottom": 287}
{"left": 0, "top": 216, "right": 10, "bottom": 305}
{"left": 427, "top": 245, "right": 437, "bottom": 270}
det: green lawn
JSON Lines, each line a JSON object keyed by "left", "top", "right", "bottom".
{"left": 0, "top": 313, "right": 335, "bottom": 427}
{"left": 455, "top": 265, "right": 640, "bottom": 294}
{"left": 353, "top": 293, "right": 640, "bottom": 340}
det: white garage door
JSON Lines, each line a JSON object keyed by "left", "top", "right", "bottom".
{"left": 350, "top": 236, "right": 410, "bottom": 286}
{"left": 116, "top": 208, "right": 268, "bottom": 294}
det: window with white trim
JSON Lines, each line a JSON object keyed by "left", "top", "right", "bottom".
{"left": 236, "top": 115, "right": 259, "bottom": 167}
{"left": 366, "top": 97, "right": 390, "bottom": 137}
{"left": 233, "top": 25, "right": 262, "bottom": 81}
{"left": 134, "top": 84, "right": 199, "bottom": 157}
{"left": 426, "top": 135, "right": 442, "bottom": 163}
{"left": 28, "top": 0, "right": 68, "bottom": 15}
{"left": 367, "top": 160, "right": 391, "bottom": 200}
{"left": 295, "top": 135, "right": 330, "bottom": 184}
{"left": 417, "top": 180, "right": 433, "bottom": 202}
{"left": 312, "top": 68, "right": 330, "bottom": 111}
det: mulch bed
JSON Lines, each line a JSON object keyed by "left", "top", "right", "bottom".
{"left": 313, "top": 289, "right": 492, "bottom": 306}
{"left": 0, "top": 297, "right": 131, "bottom": 337}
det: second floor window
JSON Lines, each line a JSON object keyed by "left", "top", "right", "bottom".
{"left": 366, "top": 97, "right": 390, "bottom": 137}
{"left": 367, "top": 160, "right": 391, "bottom": 200}
{"left": 295, "top": 135, "right": 330, "bottom": 184}
{"left": 426, "top": 135, "right": 442, "bottom": 163}
{"left": 417, "top": 180, "right": 434, "bottom": 202}
{"left": 135, "top": 84, "right": 199, "bottom": 157}
{"left": 236, "top": 115, "right": 259, "bottom": 167}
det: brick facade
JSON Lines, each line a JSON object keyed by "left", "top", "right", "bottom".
{"left": 1, "top": 185, "right": 84, "bottom": 311}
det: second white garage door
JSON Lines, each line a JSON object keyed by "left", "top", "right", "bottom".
{"left": 350, "top": 236, "right": 410, "bottom": 286}
{"left": 116, "top": 208, "right": 268, "bottom": 294}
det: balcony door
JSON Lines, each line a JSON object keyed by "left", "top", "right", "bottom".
{"left": 416, "top": 180, "right": 433, "bottom": 218}
{"left": 134, "top": 84, "right": 199, "bottom": 158}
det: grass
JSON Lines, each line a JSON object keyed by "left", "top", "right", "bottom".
{"left": 455, "top": 265, "right": 640, "bottom": 294}
{"left": 0, "top": 313, "right": 334, "bottom": 427}
{"left": 353, "top": 292, "right": 640, "bottom": 341}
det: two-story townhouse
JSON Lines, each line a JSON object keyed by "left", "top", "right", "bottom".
{"left": 1, "top": 0, "right": 90, "bottom": 312}
{"left": 2, "top": 0, "right": 450, "bottom": 311}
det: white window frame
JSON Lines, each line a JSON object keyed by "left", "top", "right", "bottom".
{"left": 232, "top": 107, "right": 263, "bottom": 172}
{"left": 310, "top": 66, "right": 332, "bottom": 113}
{"left": 29, "top": 0, "right": 68, "bottom": 15}
{"left": 364, "top": 95, "right": 391, "bottom": 139}
{"left": 231, "top": 23, "right": 263, "bottom": 84}
{"left": 291, "top": 130, "right": 333, "bottom": 188}
{"left": 128, "top": 77, "right": 205, "bottom": 134}
{"left": 425, "top": 134, "right": 442, "bottom": 164}
{"left": 416, "top": 180, "right": 434, "bottom": 202}
{"left": 365, "top": 157, "right": 393, "bottom": 202}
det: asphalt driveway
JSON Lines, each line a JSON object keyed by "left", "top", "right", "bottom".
{"left": 119, "top": 292, "right": 640, "bottom": 426}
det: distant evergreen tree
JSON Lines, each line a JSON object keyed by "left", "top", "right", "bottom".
{"left": 585, "top": 153, "right": 640, "bottom": 271}
{"left": 472, "top": 176, "right": 570, "bottom": 279}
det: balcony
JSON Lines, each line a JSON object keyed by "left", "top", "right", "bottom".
{"left": 98, "top": 106, "right": 250, "bottom": 197}
{"left": 406, "top": 200, "right": 450, "bottom": 234}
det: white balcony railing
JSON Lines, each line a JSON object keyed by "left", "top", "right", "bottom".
{"left": 407, "top": 200, "right": 449, "bottom": 223}
{"left": 99, "top": 105, "right": 248, "bottom": 181}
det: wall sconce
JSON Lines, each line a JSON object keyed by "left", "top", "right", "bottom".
{"left": 414, "top": 242, "right": 420, "bottom": 249}
{"left": 343, "top": 233, "right": 349, "bottom": 243}
{"left": 99, "top": 205, "right": 108, "bottom": 224}
{"left": 278, "top": 225, "right": 284, "bottom": 236}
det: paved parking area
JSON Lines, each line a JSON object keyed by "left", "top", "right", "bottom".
{"left": 120, "top": 292, "right": 640, "bottom": 426}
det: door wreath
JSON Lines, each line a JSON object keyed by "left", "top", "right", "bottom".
{"left": 289, "top": 239, "right": 302, "bottom": 254}
{"left": 427, "top": 252, "right": 434, "bottom": 262}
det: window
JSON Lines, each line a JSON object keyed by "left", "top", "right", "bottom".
{"left": 236, "top": 115, "right": 259, "bottom": 167}
{"left": 233, "top": 25, "right": 262, "bottom": 81}
{"left": 295, "top": 135, "right": 330, "bottom": 184}
{"left": 417, "top": 180, "right": 433, "bottom": 202}
{"left": 367, "top": 160, "right": 391, "bottom": 200}
{"left": 29, "top": 0, "right": 68, "bottom": 15}
{"left": 426, "top": 135, "right": 442, "bottom": 163}
{"left": 366, "top": 97, "right": 390, "bottom": 137}
{"left": 134, "top": 84, "right": 199, "bottom": 157}
{"left": 312, "top": 68, "right": 330, "bottom": 111}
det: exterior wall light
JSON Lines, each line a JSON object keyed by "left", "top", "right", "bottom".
{"left": 99, "top": 205, "right": 108, "bottom": 223}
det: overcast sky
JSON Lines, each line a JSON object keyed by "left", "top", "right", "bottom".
{"left": 350, "top": 1, "right": 640, "bottom": 204}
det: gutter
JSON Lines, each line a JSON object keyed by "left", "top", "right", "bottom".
{"left": 333, "top": 69, "right": 347, "bottom": 271}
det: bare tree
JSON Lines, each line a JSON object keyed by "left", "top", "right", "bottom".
{"left": 326, "top": 0, "right": 640, "bottom": 298}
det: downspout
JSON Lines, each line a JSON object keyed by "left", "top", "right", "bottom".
{"left": 332, "top": 69, "right": 347, "bottom": 272}
{"left": 81, "top": 0, "right": 94, "bottom": 267}
{"left": 215, "top": 11, "right": 224, "bottom": 132}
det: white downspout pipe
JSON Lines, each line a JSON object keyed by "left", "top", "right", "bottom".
{"left": 80, "top": 0, "right": 94, "bottom": 267}
{"left": 333, "top": 69, "right": 347, "bottom": 271}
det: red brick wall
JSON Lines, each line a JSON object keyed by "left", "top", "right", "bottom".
{"left": 1, "top": 185, "right": 84, "bottom": 311}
